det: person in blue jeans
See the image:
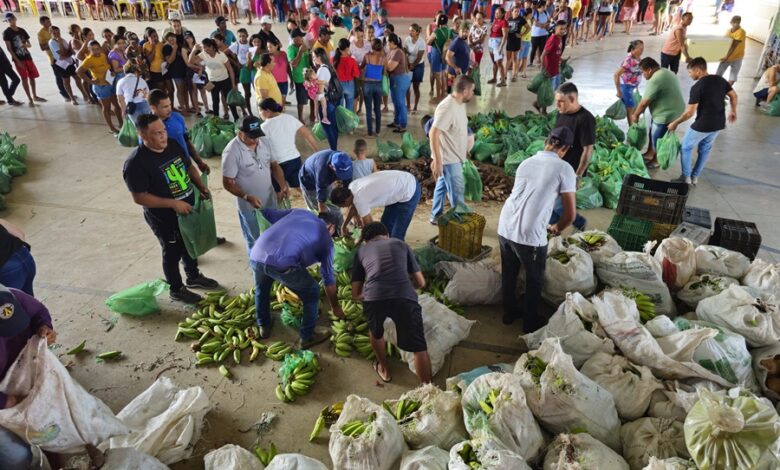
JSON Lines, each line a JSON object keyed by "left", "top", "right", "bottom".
{"left": 0, "top": 220, "right": 35, "bottom": 296}
{"left": 667, "top": 57, "right": 737, "bottom": 186}
{"left": 330, "top": 170, "right": 421, "bottom": 241}
{"left": 312, "top": 48, "right": 340, "bottom": 149}
{"left": 386, "top": 33, "right": 411, "bottom": 132}
{"left": 362, "top": 38, "right": 386, "bottom": 136}
{"left": 249, "top": 209, "right": 345, "bottom": 345}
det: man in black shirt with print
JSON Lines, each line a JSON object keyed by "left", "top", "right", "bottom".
{"left": 123, "top": 114, "right": 219, "bottom": 304}
{"left": 668, "top": 57, "right": 737, "bottom": 186}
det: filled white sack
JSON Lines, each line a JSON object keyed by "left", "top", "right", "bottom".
{"left": 543, "top": 432, "right": 629, "bottom": 470}
{"left": 742, "top": 259, "right": 780, "bottom": 297}
{"left": 621, "top": 417, "right": 689, "bottom": 470}
{"left": 752, "top": 343, "right": 780, "bottom": 402}
{"left": 436, "top": 260, "right": 502, "bottom": 305}
{"left": 694, "top": 245, "right": 751, "bottom": 279}
{"left": 542, "top": 237, "right": 597, "bottom": 305}
{"left": 101, "top": 448, "right": 169, "bottom": 470}
{"left": 596, "top": 251, "right": 676, "bottom": 316}
{"left": 566, "top": 230, "right": 622, "bottom": 265}
{"left": 399, "top": 446, "right": 449, "bottom": 470}
{"left": 204, "top": 444, "right": 263, "bottom": 470}
{"left": 448, "top": 438, "right": 531, "bottom": 470}
{"left": 384, "top": 383, "right": 466, "bottom": 450}
{"left": 265, "top": 454, "right": 328, "bottom": 470}
{"left": 654, "top": 237, "right": 697, "bottom": 290}
{"left": 445, "top": 364, "right": 514, "bottom": 395}
{"left": 676, "top": 274, "right": 739, "bottom": 309}
{"left": 696, "top": 284, "right": 780, "bottom": 348}
{"left": 642, "top": 456, "right": 698, "bottom": 470}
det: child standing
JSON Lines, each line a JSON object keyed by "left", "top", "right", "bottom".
{"left": 304, "top": 67, "right": 330, "bottom": 124}
{"left": 351, "top": 139, "right": 377, "bottom": 179}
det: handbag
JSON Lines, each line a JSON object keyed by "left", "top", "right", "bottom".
{"left": 125, "top": 75, "right": 141, "bottom": 115}
{"left": 204, "top": 81, "right": 216, "bottom": 91}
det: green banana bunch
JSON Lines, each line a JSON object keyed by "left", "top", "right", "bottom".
{"left": 336, "top": 271, "right": 352, "bottom": 287}
{"left": 383, "top": 399, "right": 421, "bottom": 423}
{"left": 275, "top": 356, "right": 320, "bottom": 403}
{"left": 621, "top": 287, "right": 657, "bottom": 323}
{"left": 550, "top": 251, "right": 571, "bottom": 264}
{"left": 457, "top": 442, "right": 481, "bottom": 469}
{"left": 422, "top": 275, "right": 465, "bottom": 315}
{"left": 340, "top": 412, "right": 376, "bottom": 438}
{"left": 477, "top": 388, "right": 502, "bottom": 415}
{"left": 265, "top": 341, "right": 294, "bottom": 361}
{"left": 309, "top": 402, "right": 344, "bottom": 441}
{"left": 567, "top": 231, "right": 607, "bottom": 252}
{"left": 329, "top": 300, "right": 372, "bottom": 359}
{"left": 525, "top": 356, "right": 548, "bottom": 384}
{"left": 254, "top": 443, "right": 277, "bottom": 466}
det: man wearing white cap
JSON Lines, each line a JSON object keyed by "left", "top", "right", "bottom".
{"left": 258, "top": 15, "right": 281, "bottom": 49}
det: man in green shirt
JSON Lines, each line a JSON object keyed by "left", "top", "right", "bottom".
{"left": 631, "top": 57, "right": 685, "bottom": 168}
{"left": 287, "top": 28, "right": 314, "bottom": 124}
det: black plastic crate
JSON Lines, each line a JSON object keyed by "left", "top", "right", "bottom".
{"left": 608, "top": 214, "right": 653, "bottom": 252}
{"left": 710, "top": 218, "right": 762, "bottom": 260}
{"left": 616, "top": 175, "right": 690, "bottom": 225}
{"left": 682, "top": 206, "right": 712, "bottom": 229}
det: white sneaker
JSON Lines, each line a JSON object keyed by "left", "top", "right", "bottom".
{"left": 691, "top": 177, "right": 698, "bottom": 186}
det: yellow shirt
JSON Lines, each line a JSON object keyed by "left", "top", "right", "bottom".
{"left": 37, "top": 27, "right": 54, "bottom": 64}
{"left": 254, "top": 70, "right": 282, "bottom": 104}
{"left": 726, "top": 27, "right": 746, "bottom": 61}
{"left": 80, "top": 53, "right": 111, "bottom": 85}
{"left": 143, "top": 42, "right": 164, "bottom": 73}
{"left": 312, "top": 39, "right": 334, "bottom": 57}
{"left": 572, "top": 0, "right": 582, "bottom": 19}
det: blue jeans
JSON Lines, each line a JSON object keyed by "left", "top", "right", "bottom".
{"left": 251, "top": 261, "right": 320, "bottom": 339}
{"left": 461, "top": 0, "right": 472, "bottom": 15}
{"left": 340, "top": 79, "right": 355, "bottom": 111}
{"left": 320, "top": 101, "right": 338, "bottom": 150}
{"left": 389, "top": 74, "right": 411, "bottom": 129}
{"left": 649, "top": 120, "right": 669, "bottom": 150}
{"left": 380, "top": 182, "right": 421, "bottom": 241}
{"left": 182, "top": 0, "right": 193, "bottom": 12}
{"left": 0, "top": 426, "right": 32, "bottom": 470}
{"left": 238, "top": 209, "right": 262, "bottom": 257}
{"left": 550, "top": 74, "right": 561, "bottom": 93}
{"left": 680, "top": 128, "right": 720, "bottom": 178}
{"left": 431, "top": 162, "right": 466, "bottom": 219}
{"left": 441, "top": 0, "right": 451, "bottom": 12}
{"left": 128, "top": 100, "right": 151, "bottom": 124}
{"left": 278, "top": 81, "right": 288, "bottom": 98}
{"left": 620, "top": 84, "right": 637, "bottom": 108}
{"left": 274, "top": 0, "right": 285, "bottom": 21}
{"left": 550, "top": 195, "right": 587, "bottom": 231}
{"left": 0, "top": 246, "right": 36, "bottom": 296}
{"left": 363, "top": 81, "right": 383, "bottom": 134}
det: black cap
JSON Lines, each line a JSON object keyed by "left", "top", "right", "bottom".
{"left": 239, "top": 116, "right": 264, "bottom": 138}
{"left": 549, "top": 127, "right": 574, "bottom": 146}
{"left": 319, "top": 25, "right": 334, "bottom": 36}
{"left": 215, "top": 15, "right": 227, "bottom": 24}
{"left": 0, "top": 286, "right": 30, "bottom": 338}
{"left": 318, "top": 211, "right": 340, "bottom": 228}
{"left": 291, "top": 28, "right": 306, "bottom": 38}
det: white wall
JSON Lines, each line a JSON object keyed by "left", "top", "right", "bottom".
{"left": 735, "top": 0, "right": 780, "bottom": 43}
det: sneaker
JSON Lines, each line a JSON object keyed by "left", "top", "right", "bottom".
{"left": 170, "top": 287, "right": 203, "bottom": 304}
{"left": 297, "top": 326, "right": 331, "bottom": 349}
{"left": 186, "top": 274, "right": 220, "bottom": 289}
{"left": 691, "top": 177, "right": 698, "bottom": 186}
{"left": 257, "top": 318, "right": 274, "bottom": 339}
{"left": 672, "top": 175, "right": 692, "bottom": 185}
{"left": 216, "top": 236, "right": 227, "bottom": 245}
{"left": 429, "top": 217, "right": 438, "bottom": 226}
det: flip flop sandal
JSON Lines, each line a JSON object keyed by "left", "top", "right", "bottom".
{"left": 373, "top": 360, "right": 391, "bottom": 383}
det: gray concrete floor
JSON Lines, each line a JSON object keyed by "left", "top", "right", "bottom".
{"left": 1, "top": 8, "right": 779, "bottom": 468}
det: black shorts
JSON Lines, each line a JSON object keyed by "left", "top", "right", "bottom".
{"left": 54, "top": 63, "right": 76, "bottom": 78}
{"left": 272, "top": 156, "right": 302, "bottom": 191}
{"left": 294, "top": 81, "right": 310, "bottom": 106}
{"left": 149, "top": 71, "right": 164, "bottom": 84}
{"left": 363, "top": 298, "right": 427, "bottom": 353}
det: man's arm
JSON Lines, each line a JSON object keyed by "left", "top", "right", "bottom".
{"left": 632, "top": 98, "right": 651, "bottom": 122}
{"left": 549, "top": 192, "right": 576, "bottom": 234}
{"left": 76, "top": 63, "right": 94, "bottom": 85}
{"left": 341, "top": 204, "right": 358, "bottom": 236}
{"left": 726, "top": 89, "right": 738, "bottom": 123}
{"left": 410, "top": 271, "right": 425, "bottom": 290}
{"left": 131, "top": 191, "right": 192, "bottom": 214}
{"left": 222, "top": 176, "right": 263, "bottom": 208}
{"left": 667, "top": 103, "right": 697, "bottom": 131}
{"left": 270, "top": 161, "right": 290, "bottom": 199}
{"left": 445, "top": 49, "right": 458, "bottom": 73}
{"left": 186, "top": 139, "right": 210, "bottom": 174}
{"left": 677, "top": 29, "right": 689, "bottom": 60}
{"left": 297, "top": 126, "right": 320, "bottom": 153}
{"left": 720, "top": 39, "right": 739, "bottom": 62}
{"left": 429, "top": 126, "right": 444, "bottom": 178}
{"left": 4, "top": 40, "right": 19, "bottom": 63}
{"left": 186, "top": 163, "right": 209, "bottom": 198}
{"left": 321, "top": 244, "right": 344, "bottom": 317}
{"left": 575, "top": 144, "right": 594, "bottom": 177}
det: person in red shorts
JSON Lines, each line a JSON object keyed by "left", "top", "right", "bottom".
{"left": 2, "top": 13, "right": 45, "bottom": 106}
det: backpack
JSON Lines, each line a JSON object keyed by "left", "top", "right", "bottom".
{"left": 320, "top": 64, "right": 344, "bottom": 105}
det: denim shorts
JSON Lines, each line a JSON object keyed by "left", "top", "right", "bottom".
{"left": 620, "top": 83, "right": 637, "bottom": 108}
{"left": 411, "top": 63, "right": 425, "bottom": 83}
{"left": 93, "top": 83, "right": 114, "bottom": 100}
{"left": 430, "top": 48, "right": 446, "bottom": 73}
{"left": 518, "top": 41, "right": 531, "bottom": 59}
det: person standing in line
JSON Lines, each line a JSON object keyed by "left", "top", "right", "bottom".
{"left": 487, "top": 6, "right": 508, "bottom": 87}
{"left": 0, "top": 219, "right": 35, "bottom": 296}
{"left": 429, "top": 75, "right": 476, "bottom": 224}
{"left": 350, "top": 26, "right": 372, "bottom": 115}
{"left": 211, "top": 16, "right": 237, "bottom": 46}
{"left": 534, "top": 20, "right": 566, "bottom": 115}
{"left": 660, "top": 11, "right": 692, "bottom": 74}
{"left": 667, "top": 57, "right": 737, "bottom": 186}
{"left": 77, "top": 41, "right": 123, "bottom": 133}
{"left": 123, "top": 114, "right": 220, "bottom": 304}
{"left": 550, "top": 82, "right": 591, "bottom": 230}
{"left": 115, "top": 62, "right": 151, "bottom": 123}
{"left": 716, "top": 15, "right": 745, "bottom": 86}
{"left": 311, "top": 47, "right": 341, "bottom": 149}
{"left": 3, "top": 13, "right": 45, "bottom": 106}
{"left": 298, "top": 149, "right": 353, "bottom": 232}
{"left": 446, "top": 21, "right": 471, "bottom": 81}
{"left": 361, "top": 38, "right": 386, "bottom": 137}
{"left": 37, "top": 16, "right": 69, "bottom": 102}
{"left": 334, "top": 38, "right": 361, "bottom": 111}
{"left": 188, "top": 38, "right": 239, "bottom": 120}
{"left": 621, "top": 0, "right": 638, "bottom": 35}
{"left": 0, "top": 43, "right": 21, "bottom": 106}
{"left": 498, "top": 127, "right": 577, "bottom": 329}
{"left": 288, "top": 28, "right": 315, "bottom": 123}
{"left": 468, "top": 11, "right": 489, "bottom": 67}
{"left": 222, "top": 116, "right": 289, "bottom": 254}
{"left": 428, "top": 14, "right": 454, "bottom": 102}
{"left": 631, "top": 57, "right": 685, "bottom": 168}
{"left": 504, "top": 6, "right": 525, "bottom": 82}
{"left": 636, "top": 0, "right": 648, "bottom": 24}
{"left": 613, "top": 39, "right": 643, "bottom": 125}
{"left": 351, "top": 222, "right": 432, "bottom": 384}
{"left": 528, "top": 1, "right": 550, "bottom": 66}
{"left": 650, "top": 0, "right": 667, "bottom": 35}
{"left": 404, "top": 23, "right": 426, "bottom": 114}
{"left": 386, "top": 33, "right": 411, "bottom": 133}
{"left": 48, "top": 26, "right": 79, "bottom": 105}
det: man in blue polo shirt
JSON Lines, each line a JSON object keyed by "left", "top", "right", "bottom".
{"left": 298, "top": 149, "right": 353, "bottom": 234}
{"left": 446, "top": 22, "right": 471, "bottom": 77}
{"left": 249, "top": 209, "right": 345, "bottom": 345}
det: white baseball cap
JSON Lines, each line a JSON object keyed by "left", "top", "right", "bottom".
{"left": 260, "top": 15, "right": 273, "bottom": 25}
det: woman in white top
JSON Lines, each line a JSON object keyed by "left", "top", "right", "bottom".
{"left": 350, "top": 26, "right": 372, "bottom": 115}
{"left": 258, "top": 97, "right": 320, "bottom": 190}
{"left": 115, "top": 62, "right": 151, "bottom": 123}
{"left": 188, "top": 37, "right": 239, "bottom": 120}
{"left": 48, "top": 25, "right": 79, "bottom": 105}
{"left": 404, "top": 23, "right": 426, "bottom": 114}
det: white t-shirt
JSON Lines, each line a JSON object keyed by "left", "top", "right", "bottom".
{"left": 316, "top": 64, "right": 331, "bottom": 85}
{"left": 199, "top": 50, "right": 230, "bottom": 82}
{"left": 497, "top": 151, "right": 577, "bottom": 247}
{"left": 348, "top": 170, "right": 418, "bottom": 217}
{"left": 229, "top": 41, "right": 251, "bottom": 65}
{"left": 260, "top": 113, "right": 304, "bottom": 164}
{"left": 349, "top": 40, "right": 372, "bottom": 65}
{"left": 432, "top": 95, "right": 469, "bottom": 165}
{"left": 115, "top": 74, "right": 150, "bottom": 103}
{"left": 403, "top": 37, "right": 426, "bottom": 65}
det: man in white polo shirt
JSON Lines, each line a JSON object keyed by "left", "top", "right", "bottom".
{"left": 498, "top": 126, "right": 577, "bottom": 331}
{"left": 329, "top": 170, "right": 421, "bottom": 241}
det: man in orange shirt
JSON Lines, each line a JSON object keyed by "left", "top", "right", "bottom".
{"left": 716, "top": 15, "right": 745, "bottom": 85}
{"left": 660, "top": 11, "right": 692, "bottom": 74}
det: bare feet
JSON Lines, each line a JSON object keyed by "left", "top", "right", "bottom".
{"left": 35, "top": 96, "right": 48, "bottom": 103}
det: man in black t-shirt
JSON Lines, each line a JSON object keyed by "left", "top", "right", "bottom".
{"left": 668, "top": 57, "right": 737, "bottom": 186}
{"left": 551, "top": 81, "right": 591, "bottom": 230}
{"left": 3, "top": 13, "right": 44, "bottom": 106}
{"left": 123, "top": 114, "right": 219, "bottom": 304}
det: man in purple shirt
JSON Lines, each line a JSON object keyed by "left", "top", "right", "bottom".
{"left": 0, "top": 285, "right": 55, "bottom": 468}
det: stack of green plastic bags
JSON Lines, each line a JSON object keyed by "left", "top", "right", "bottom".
{"left": 335, "top": 106, "right": 360, "bottom": 135}
{"left": 377, "top": 140, "right": 404, "bottom": 162}
{"left": 586, "top": 143, "right": 650, "bottom": 209}
{"left": 0, "top": 133, "right": 28, "bottom": 210}
{"left": 190, "top": 116, "right": 237, "bottom": 157}
{"left": 469, "top": 110, "right": 556, "bottom": 167}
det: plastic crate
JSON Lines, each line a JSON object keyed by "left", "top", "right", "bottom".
{"left": 650, "top": 222, "right": 677, "bottom": 242}
{"left": 682, "top": 206, "right": 712, "bottom": 229}
{"left": 616, "top": 174, "right": 690, "bottom": 225}
{"left": 710, "top": 218, "right": 762, "bottom": 260}
{"left": 608, "top": 214, "right": 653, "bottom": 252}
{"left": 670, "top": 222, "right": 711, "bottom": 246}
{"left": 437, "top": 212, "right": 486, "bottom": 259}
{"left": 428, "top": 237, "right": 492, "bottom": 263}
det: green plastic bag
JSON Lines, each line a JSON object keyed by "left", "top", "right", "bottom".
{"left": 226, "top": 88, "right": 246, "bottom": 107}
{"left": 0, "top": 170, "right": 10, "bottom": 194}
{"left": 117, "top": 118, "right": 139, "bottom": 148}
{"left": 525, "top": 139, "right": 546, "bottom": 155}
{"left": 1, "top": 159, "right": 25, "bottom": 177}
{"left": 417, "top": 139, "right": 431, "bottom": 158}
{"left": 657, "top": 132, "right": 681, "bottom": 170}
{"left": 377, "top": 140, "right": 403, "bottom": 162}
{"left": 192, "top": 127, "right": 213, "bottom": 157}
{"left": 105, "top": 279, "right": 170, "bottom": 315}
{"left": 312, "top": 122, "right": 326, "bottom": 141}
{"left": 471, "top": 140, "right": 503, "bottom": 162}
{"left": 462, "top": 160, "right": 483, "bottom": 202}
{"left": 211, "top": 130, "right": 233, "bottom": 155}
{"left": 633, "top": 90, "right": 642, "bottom": 106}
{"left": 382, "top": 75, "right": 389, "bottom": 96}
{"left": 504, "top": 150, "right": 529, "bottom": 177}
{"left": 414, "top": 245, "right": 460, "bottom": 274}
{"left": 527, "top": 72, "right": 546, "bottom": 93}
{"left": 576, "top": 176, "right": 603, "bottom": 209}
{"left": 333, "top": 237, "right": 357, "bottom": 272}
{"left": 536, "top": 79, "right": 554, "bottom": 108}
{"left": 335, "top": 106, "right": 360, "bottom": 134}
{"left": 401, "top": 132, "right": 419, "bottom": 159}
{"left": 767, "top": 96, "right": 780, "bottom": 116}
{"left": 561, "top": 59, "right": 574, "bottom": 80}
{"left": 470, "top": 67, "right": 481, "bottom": 96}
{"left": 279, "top": 350, "right": 317, "bottom": 384}
{"left": 605, "top": 99, "right": 627, "bottom": 120}
{"left": 256, "top": 209, "right": 272, "bottom": 234}
{"left": 178, "top": 174, "right": 218, "bottom": 259}
{"left": 599, "top": 173, "right": 622, "bottom": 209}
{"left": 627, "top": 120, "right": 648, "bottom": 150}
{"left": 280, "top": 302, "right": 302, "bottom": 329}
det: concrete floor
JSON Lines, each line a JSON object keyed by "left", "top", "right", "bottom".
{"left": 1, "top": 8, "right": 779, "bottom": 469}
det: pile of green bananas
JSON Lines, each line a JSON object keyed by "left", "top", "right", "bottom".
{"left": 568, "top": 232, "right": 607, "bottom": 252}
{"left": 265, "top": 341, "right": 294, "bottom": 361}
{"left": 269, "top": 282, "right": 302, "bottom": 311}
{"left": 253, "top": 443, "right": 277, "bottom": 466}
{"left": 457, "top": 442, "right": 482, "bottom": 469}
{"left": 423, "top": 276, "right": 465, "bottom": 315}
{"left": 525, "top": 356, "right": 549, "bottom": 385}
{"left": 275, "top": 355, "right": 320, "bottom": 402}
{"left": 550, "top": 251, "right": 572, "bottom": 264}
{"left": 309, "top": 402, "right": 344, "bottom": 441}
{"left": 621, "top": 287, "right": 657, "bottom": 323}
{"left": 686, "top": 275, "right": 723, "bottom": 292}
{"left": 478, "top": 389, "right": 502, "bottom": 415}
{"left": 340, "top": 413, "right": 376, "bottom": 438}
{"left": 383, "top": 399, "right": 421, "bottom": 424}
{"left": 330, "top": 300, "right": 371, "bottom": 359}
{"left": 177, "top": 290, "right": 268, "bottom": 369}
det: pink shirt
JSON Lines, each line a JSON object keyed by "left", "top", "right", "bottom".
{"left": 662, "top": 25, "right": 686, "bottom": 56}
{"left": 271, "top": 52, "right": 288, "bottom": 83}
{"left": 620, "top": 54, "right": 641, "bottom": 86}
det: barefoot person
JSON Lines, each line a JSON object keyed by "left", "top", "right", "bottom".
{"left": 3, "top": 13, "right": 45, "bottom": 106}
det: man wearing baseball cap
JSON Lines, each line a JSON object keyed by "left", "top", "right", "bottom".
{"left": 222, "top": 116, "right": 289, "bottom": 255}
{"left": 249, "top": 209, "right": 345, "bottom": 344}
{"left": 313, "top": 25, "right": 335, "bottom": 57}
{"left": 298, "top": 149, "right": 352, "bottom": 233}
{"left": 497, "top": 126, "right": 577, "bottom": 330}
{"left": 258, "top": 15, "right": 280, "bottom": 49}
{"left": 211, "top": 16, "right": 237, "bottom": 46}
{"left": 0, "top": 284, "right": 56, "bottom": 468}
